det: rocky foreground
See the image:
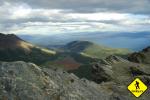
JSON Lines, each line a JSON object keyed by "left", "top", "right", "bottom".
{"left": 0, "top": 61, "right": 150, "bottom": 100}
{"left": 0, "top": 61, "right": 110, "bottom": 100}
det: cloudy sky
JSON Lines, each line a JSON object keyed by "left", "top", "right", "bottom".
{"left": 0, "top": 0, "right": 150, "bottom": 35}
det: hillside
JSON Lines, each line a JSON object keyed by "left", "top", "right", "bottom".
{"left": 43, "top": 41, "right": 131, "bottom": 71}
{"left": 42, "top": 52, "right": 99, "bottom": 71}
{"left": 70, "top": 55, "right": 150, "bottom": 100}
{"left": 128, "top": 46, "right": 150, "bottom": 64}
{"left": 70, "top": 55, "right": 150, "bottom": 81}
{"left": 64, "top": 41, "right": 131, "bottom": 59}
{"left": 0, "top": 33, "right": 33, "bottom": 51}
{"left": 0, "top": 33, "right": 56, "bottom": 65}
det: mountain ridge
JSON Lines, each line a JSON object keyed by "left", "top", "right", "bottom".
{"left": 0, "top": 33, "right": 56, "bottom": 65}
{"left": 0, "top": 33, "right": 33, "bottom": 51}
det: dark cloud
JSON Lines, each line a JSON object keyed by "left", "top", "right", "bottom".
{"left": 3, "top": 0, "right": 150, "bottom": 14}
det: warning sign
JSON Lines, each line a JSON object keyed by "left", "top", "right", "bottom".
{"left": 128, "top": 78, "right": 148, "bottom": 97}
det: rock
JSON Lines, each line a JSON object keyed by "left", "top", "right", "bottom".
{"left": 1, "top": 61, "right": 150, "bottom": 100}
{"left": 128, "top": 46, "right": 150, "bottom": 64}
{"left": 128, "top": 52, "right": 145, "bottom": 63}
{"left": 91, "top": 55, "right": 128, "bottom": 83}
{"left": 0, "top": 61, "right": 111, "bottom": 100}
{"left": 91, "top": 55, "right": 150, "bottom": 100}
{"left": 143, "top": 46, "right": 150, "bottom": 52}
{"left": 105, "top": 55, "right": 128, "bottom": 64}
{"left": 92, "top": 63, "right": 113, "bottom": 83}
{"left": 130, "top": 66, "right": 150, "bottom": 76}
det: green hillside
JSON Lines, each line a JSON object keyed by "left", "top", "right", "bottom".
{"left": 64, "top": 41, "right": 131, "bottom": 59}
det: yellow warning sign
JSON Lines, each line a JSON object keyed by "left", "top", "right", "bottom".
{"left": 128, "top": 78, "right": 148, "bottom": 97}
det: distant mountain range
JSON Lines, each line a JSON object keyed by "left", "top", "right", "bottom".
{"left": 19, "top": 31, "right": 150, "bottom": 51}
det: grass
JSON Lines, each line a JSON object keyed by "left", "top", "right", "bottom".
{"left": 82, "top": 44, "right": 131, "bottom": 59}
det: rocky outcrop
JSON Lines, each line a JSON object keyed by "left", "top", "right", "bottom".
{"left": 130, "top": 66, "right": 150, "bottom": 76}
{"left": 128, "top": 46, "right": 150, "bottom": 64}
{"left": 128, "top": 52, "right": 145, "bottom": 63}
{"left": 105, "top": 55, "right": 128, "bottom": 64}
{"left": 92, "top": 55, "right": 127, "bottom": 83}
{"left": 92, "top": 55, "right": 150, "bottom": 85}
{"left": 0, "top": 61, "right": 113, "bottom": 100}
{"left": 92, "top": 63, "right": 113, "bottom": 83}
{"left": 91, "top": 55, "right": 150, "bottom": 100}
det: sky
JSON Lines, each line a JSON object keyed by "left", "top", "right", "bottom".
{"left": 0, "top": 0, "right": 150, "bottom": 35}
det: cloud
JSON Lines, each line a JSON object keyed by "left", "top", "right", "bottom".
{"left": 0, "top": 0, "right": 150, "bottom": 35}
{"left": 3, "top": 0, "right": 150, "bottom": 14}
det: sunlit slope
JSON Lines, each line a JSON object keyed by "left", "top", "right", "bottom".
{"left": 0, "top": 33, "right": 56, "bottom": 65}
{"left": 64, "top": 41, "right": 131, "bottom": 59}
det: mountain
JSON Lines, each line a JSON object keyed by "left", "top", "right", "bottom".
{"left": 128, "top": 46, "right": 150, "bottom": 64}
{"left": 0, "top": 33, "right": 98, "bottom": 70}
{"left": 0, "top": 33, "right": 33, "bottom": 51}
{"left": 64, "top": 41, "right": 131, "bottom": 59}
{"left": 0, "top": 33, "right": 56, "bottom": 65}
{"left": 1, "top": 61, "right": 150, "bottom": 100}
